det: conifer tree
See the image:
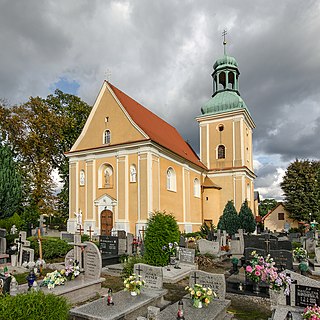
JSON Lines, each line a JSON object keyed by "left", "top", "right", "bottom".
{"left": 217, "top": 201, "right": 240, "bottom": 235}
{"left": 239, "top": 200, "right": 256, "bottom": 233}
{"left": 0, "top": 145, "right": 22, "bottom": 218}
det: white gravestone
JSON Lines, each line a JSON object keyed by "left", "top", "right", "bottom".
{"left": 198, "top": 239, "right": 220, "bottom": 255}
{"left": 134, "top": 263, "right": 163, "bottom": 290}
{"left": 83, "top": 242, "right": 102, "bottom": 280}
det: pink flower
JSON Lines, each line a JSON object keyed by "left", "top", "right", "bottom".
{"left": 246, "top": 266, "right": 253, "bottom": 273}
{"left": 255, "top": 270, "right": 261, "bottom": 276}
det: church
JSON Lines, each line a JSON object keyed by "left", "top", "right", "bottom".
{"left": 66, "top": 49, "right": 256, "bottom": 236}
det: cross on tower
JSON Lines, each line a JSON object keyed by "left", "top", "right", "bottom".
{"left": 105, "top": 69, "right": 112, "bottom": 82}
{"left": 222, "top": 29, "right": 227, "bottom": 55}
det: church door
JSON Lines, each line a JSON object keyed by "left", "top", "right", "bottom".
{"left": 101, "top": 210, "right": 113, "bottom": 236}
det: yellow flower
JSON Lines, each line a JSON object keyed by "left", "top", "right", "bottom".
{"left": 191, "top": 290, "right": 195, "bottom": 295}
{"left": 126, "top": 284, "right": 130, "bottom": 288}
{"left": 207, "top": 290, "right": 212, "bottom": 296}
{"left": 204, "top": 298, "right": 209, "bottom": 304}
{"left": 196, "top": 291, "right": 201, "bottom": 297}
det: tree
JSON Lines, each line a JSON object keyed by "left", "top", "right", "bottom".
{"left": 239, "top": 200, "right": 256, "bottom": 233}
{"left": 144, "top": 211, "right": 180, "bottom": 266}
{"left": 0, "top": 90, "right": 91, "bottom": 219}
{"left": 280, "top": 159, "right": 320, "bottom": 222}
{"left": 0, "top": 145, "right": 22, "bottom": 218}
{"left": 217, "top": 201, "right": 240, "bottom": 235}
{"left": 258, "top": 198, "right": 278, "bottom": 217}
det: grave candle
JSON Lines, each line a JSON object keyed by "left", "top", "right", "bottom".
{"left": 176, "top": 300, "right": 185, "bottom": 319}
{"left": 107, "top": 288, "right": 114, "bottom": 305}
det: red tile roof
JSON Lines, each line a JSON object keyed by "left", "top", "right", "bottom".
{"left": 108, "top": 82, "right": 206, "bottom": 169}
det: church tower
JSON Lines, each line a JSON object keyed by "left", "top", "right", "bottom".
{"left": 196, "top": 37, "right": 256, "bottom": 221}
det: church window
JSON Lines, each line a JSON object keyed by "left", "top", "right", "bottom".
{"left": 130, "top": 164, "right": 137, "bottom": 183}
{"left": 103, "top": 130, "right": 111, "bottom": 145}
{"left": 217, "top": 145, "right": 225, "bottom": 159}
{"left": 79, "top": 170, "right": 85, "bottom": 186}
{"left": 166, "top": 167, "right": 176, "bottom": 192}
{"left": 278, "top": 212, "right": 285, "bottom": 221}
{"left": 218, "top": 124, "right": 224, "bottom": 132}
{"left": 193, "top": 178, "right": 200, "bottom": 197}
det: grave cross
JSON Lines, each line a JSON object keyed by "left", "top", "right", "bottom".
{"left": 87, "top": 226, "right": 94, "bottom": 241}
{"left": 37, "top": 228, "right": 43, "bottom": 273}
{"left": 191, "top": 272, "right": 199, "bottom": 284}
{"left": 135, "top": 265, "right": 143, "bottom": 276}
{"left": 264, "top": 234, "right": 271, "bottom": 254}
{"left": 77, "top": 225, "right": 84, "bottom": 235}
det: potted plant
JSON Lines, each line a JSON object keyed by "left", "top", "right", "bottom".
{"left": 293, "top": 247, "right": 308, "bottom": 263}
{"left": 162, "top": 242, "right": 179, "bottom": 265}
{"left": 231, "top": 257, "right": 239, "bottom": 274}
{"left": 185, "top": 284, "right": 216, "bottom": 308}
{"left": 299, "top": 262, "right": 309, "bottom": 276}
{"left": 123, "top": 274, "right": 145, "bottom": 296}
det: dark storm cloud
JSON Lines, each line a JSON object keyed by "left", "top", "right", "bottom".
{"left": 0, "top": 0, "right": 319, "bottom": 198}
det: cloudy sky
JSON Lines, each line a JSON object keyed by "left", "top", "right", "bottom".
{"left": 1, "top": 0, "right": 319, "bottom": 200}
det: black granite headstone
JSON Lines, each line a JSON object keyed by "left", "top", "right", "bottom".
{"left": 270, "top": 249, "right": 293, "bottom": 270}
{"left": 295, "top": 285, "right": 320, "bottom": 307}
{"left": 244, "top": 247, "right": 266, "bottom": 262}
{"left": 99, "top": 236, "right": 118, "bottom": 256}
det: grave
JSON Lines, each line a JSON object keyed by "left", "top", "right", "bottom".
{"left": 270, "top": 270, "right": 320, "bottom": 320}
{"left": 70, "top": 263, "right": 167, "bottom": 320}
{"left": 99, "top": 235, "right": 120, "bottom": 266}
{"left": 308, "top": 247, "right": 320, "bottom": 275}
{"left": 13, "top": 231, "right": 34, "bottom": 267}
{"left": 269, "top": 249, "right": 293, "bottom": 271}
{"left": 0, "top": 228, "right": 9, "bottom": 265}
{"left": 230, "top": 229, "right": 244, "bottom": 258}
{"left": 197, "top": 239, "right": 220, "bottom": 255}
{"left": 60, "top": 231, "right": 75, "bottom": 243}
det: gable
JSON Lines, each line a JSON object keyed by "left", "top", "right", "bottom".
{"left": 71, "top": 82, "right": 147, "bottom": 152}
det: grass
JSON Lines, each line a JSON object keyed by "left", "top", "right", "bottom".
{"left": 227, "top": 306, "right": 271, "bottom": 320}
{"left": 13, "top": 268, "right": 56, "bottom": 285}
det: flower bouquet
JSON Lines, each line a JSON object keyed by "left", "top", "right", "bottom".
{"left": 41, "top": 270, "right": 66, "bottom": 289}
{"left": 185, "top": 284, "right": 216, "bottom": 308}
{"left": 61, "top": 260, "right": 80, "bottom": 280}
{"left": 302, "top": 305, "right": 320, "bottom": 319}
{"left": 162, "top": 242, "right": 179, "bottom": 265}
{"left": 293, "top": 247, "right": 308, "bottom": 262}
{"left": 123, "top": 274, "right": 145, "bottom": 296}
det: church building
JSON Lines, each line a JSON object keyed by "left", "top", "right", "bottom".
{"left": 66, "top": 50, "right": 256, "bottom": 236}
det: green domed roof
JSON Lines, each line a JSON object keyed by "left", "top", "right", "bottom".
{"left": 213, "top": 54, "right": 238, "bottom": 70}
{"left": 201, "top": 91, "right": 248, "bottom": 115}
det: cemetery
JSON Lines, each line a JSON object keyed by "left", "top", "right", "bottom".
{"left": 1, "top": 211, "right": 320, "bottom": 320}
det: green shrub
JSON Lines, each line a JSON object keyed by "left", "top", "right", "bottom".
{"left": 0, "top": 291, "right": 70, "bottom": 320}
{"left": 29, "top": 237, "right": 72, "bottom": 260}
{"left": 144, "top": 211, "right": 180, "bottom": 266}
{"left": 81, "top": 234, "right": 90, "bottom": 242}
{"left": 292, "top": 241, "right": 302, "bottom": 249}
{"left": 121, "top": 255, "right": 146, "bottom": 279}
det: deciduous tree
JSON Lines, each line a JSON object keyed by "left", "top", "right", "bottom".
{"left": 258, "top": 198, "right": 278, "bottom": 217}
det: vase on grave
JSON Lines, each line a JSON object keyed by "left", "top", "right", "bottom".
{"left": 253, "top": 282, "right": 260, "bottom": 294}
{"left": 10, "top": 254, "right": 17, "bottom": 267}
{"left": 170, "top": 256, "right": 176, "bottom": 265}
{"left": 130, "top": 291, "right": 137, "bottom": 296}
{"left": 192, "top": 299, "right": 203, "bottom": 308}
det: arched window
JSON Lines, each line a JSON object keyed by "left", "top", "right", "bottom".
{"left": 193, "top": 178, "right": 200, "bottom": 197}
{"left": 79, "top": 170, "right": 85, "bottom": 186}
{"left": 166, "top": 167, "right": 176, "bottom": 192}
{"left": 130, "top": 164, "right": 137, "bottom": 183}
{"left": 217, "top": 145, "right": 225, "bottom": 159}
{"left": 103, "top": 130, "right": 111, "bottom": 145}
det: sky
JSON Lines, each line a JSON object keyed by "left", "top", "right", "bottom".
{"left": 0, "top": 0, "right": 319, "bottom": 200}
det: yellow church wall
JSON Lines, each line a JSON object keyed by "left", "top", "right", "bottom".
{"left": 69, "top": 162, "right": 77, "bottom": 218}
{"left": 139, "top": 153, "right": 148, "bottom": 221}
{"left": 128, "top": 154, "right": 138, "bottom": 234}
{"left": 117, "top": 156, "right": 126, "bottom": 221}
{"left": 200, "top": 125, "right": 208, "bottom": 168}
{"left": 85, "top": 160, "right": 94, "bottom": 220}
{"left": 234, "top": 120, "right": 242, "bottom": 167}
{"left": 188, "top": 172, "right": 202, "bottom": 223}
{"left": 151, "top": 154, "right": 160, "bottom": 212}
{"left": 74, "top": 86, "right": 145, "bottom": 151}
{"left": 203, "top": 188, "right": 221, "bottom": 226}
{"left": 263, "top": 204, "right": 299, "bottom": 232}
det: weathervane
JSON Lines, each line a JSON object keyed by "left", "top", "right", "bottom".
{"left": 105, "top": 68, "right": 112, "bottom": 82}
{"left": 222, "top": 29, "right": 227, "bottom": 55}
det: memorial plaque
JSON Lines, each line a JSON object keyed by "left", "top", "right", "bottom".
{"left": 99, "top": 236, "right": 118, "bottom": 255}
{"left": 60, "top": 232, "right": 75, "bottom": 243}
{"left": 270, "top": 249, "right": 293, "bottom": 270}
{"left": 198, "top": 239, "right": 219, "bottom": 255}
{"left": 189, "top": 270, "right": 225, "bottom": 300}
{"left": 22, "top": 250, "right": 30, "bottom": 263}
{"left": 296, "top": 285, "right": 320, "bottom": 307}
{"left": 84, "top": 242, "right": 102, "bottom": 280}
{"left": 179, "top": 248, "right": 195, "bottom": 264}
{"left": 65, "top": 249, "right": 75, "bottom": 267}
{"left": 134, "top": 263, "right": 163, "bottom": 290}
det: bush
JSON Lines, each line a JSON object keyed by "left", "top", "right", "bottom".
{"left": 29, "top": 237, "right": 72, "bottom": 260}
{"left": 292, "top": 241, "right": 302, "bottom": 249}
{"left": 121, "top": 255, "right": 146, "bottom": 279}
{"left": 144, "top": 211, "right": 180, "bottom": 266}
{"left": 0, "top": 291, "right": 70, "bottom": 320}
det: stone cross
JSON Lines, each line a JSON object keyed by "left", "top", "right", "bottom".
{"left": 14, "top": 231, "right": 31, "bottom": 266}
{"left": 87, "top": 226, "right": 94, "bottom": 241}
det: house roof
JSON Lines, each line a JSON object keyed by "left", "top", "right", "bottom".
{"left": 108, "top": 82, "right": 207, "bottom": 169}
{"left": 261, "top": 202, "right": 284, "bottom": 222}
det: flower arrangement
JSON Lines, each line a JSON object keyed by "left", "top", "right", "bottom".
{"left": 123, "top": 274, "right": 145, "bottom": 295}
{"left": 61, "top": 260, "right": 80, "bottom": 280}
{"left": 221, "top": 245, "right": 230, "bottom": 252}
{"left": 41, "top": 270, "right": 66, "bottom": 289}
{"left": 302, "top": 305, "right": 320, "bottom": 319}
{"left": 245, "top": 251, "right": 292, "bottom": 295}
{"left": 185, "top": 284, "right": 216, "bottom": 307}
{"left": 293, "top": 247, "right": 308, "bottom": 262}
{"left": 162, "top": 242, "right": 179, "bottom": 256}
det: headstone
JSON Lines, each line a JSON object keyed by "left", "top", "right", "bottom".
{"left": 66, "top": 234, "right": 85, "bottom": 270}
{"left": 0, "top": 229, "right": 6, "bottom": 238}
{"left": 244, "top": 247, "right": 266, "bottom": 263}
{"left": 270, "top": 249, "right": 293, "bottom": 270}
{"left": 118, "top": 239, "right": 127, "bottom": 255}
{"left": 179, "top": 235, "right": 186, "bottom": 248}
{"left": 0, "top": 229, "right": 6, "bottom": 255}
{"left": 117, "top": 230, "right": 126, "bottom": 239}
{"left": 189, "top": 270, "right": 226, "bottom": 300}
{"left": 198, "top": 239, "right": 219, "bottom": 255}
{"left": 134, "top": 263, "right": 163, "bottom": 290}
{"left": 230, "top": 229, "right": 244, "bottom": 256}
{"left": 179, "top": 248, "right": 195, "bottom": 265}
{"left": 126, "top": 233, "right": 134, "bottom": 255}
{"left": 315, "top": 247, "right": 320, "bottom": 263}
{"left": 296, "top": 285, "right": 320, "bottom": 307}
{"left": 99, "top": 236, "right": 119, "bottom": 256}
{"left": 14, "top": 231, "right": 34, "bottom": 266}
{"left": 305, "top": 237, "right": 316, "bottom": 254}
{"left": 288, "top": 233, "right": 300, "bottom": 241}
{"left": 83, "top": 242, "right": 102, "bottom": 280}
{"left": 60, "top": 232, "right": 75, "bottom": 243}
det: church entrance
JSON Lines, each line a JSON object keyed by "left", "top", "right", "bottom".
{"left": 100, "top": 210, "right": 113, "bottom": 236}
